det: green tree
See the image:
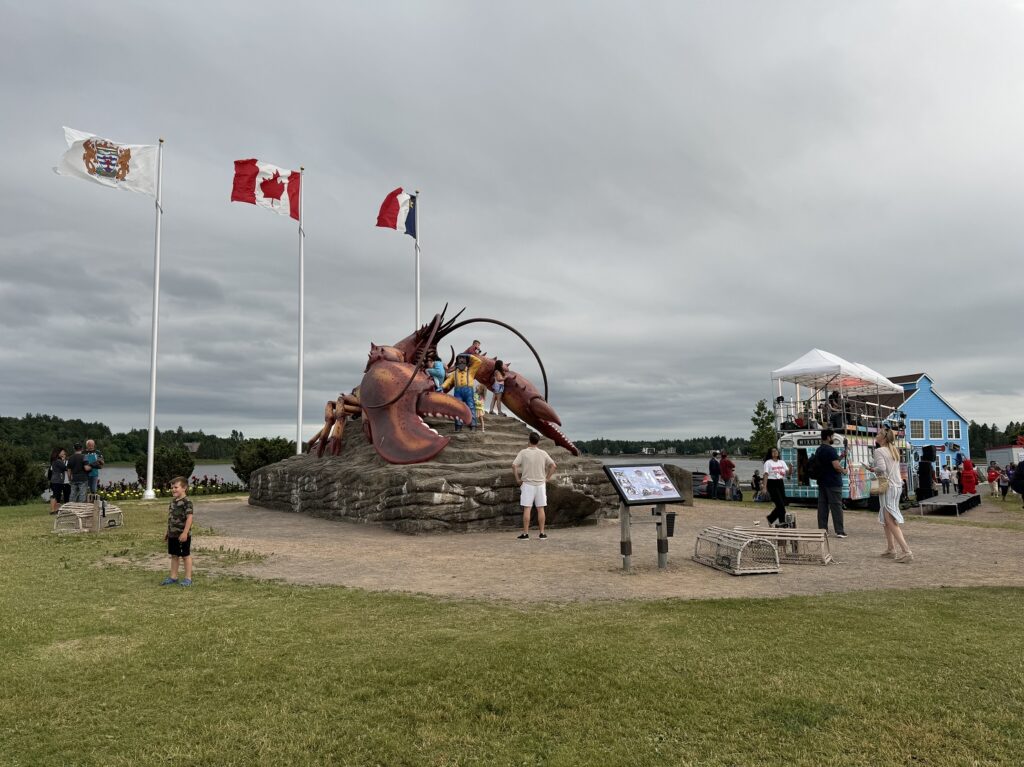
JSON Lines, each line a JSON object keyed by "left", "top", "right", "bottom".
{"left": 232, "top": 437, "right": 295, "bottom": 485}
{"left": 135, "top": 446, "right": 196, "bottom": 489}
{"left": 749, "top": 399, "right": 777, "bottom": 460}
{"left": 0, "top": 441, "right": 48, "bottom": 505}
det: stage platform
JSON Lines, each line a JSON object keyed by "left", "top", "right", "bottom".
{"left": 916, "top": 493, "right": 980, "bottom": 517}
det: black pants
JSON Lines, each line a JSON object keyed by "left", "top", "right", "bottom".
{"left": 709, "top": 475, "right": 720, "bottom": 499}
{"left": 766, "top": 479, "right": 787, "bottom": 524}
{"left": 1001, "top": 485, "right": 1009, "bottom": 499}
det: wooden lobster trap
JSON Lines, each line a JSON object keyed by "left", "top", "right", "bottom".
{"left": 693, "top": 526, "right": 780, "bottom": 575}
{"left": 53, "top": 499, "right": 124, "bottom": 534}
{"left": 733, "top": 527, "right": 833, "bottom": 565}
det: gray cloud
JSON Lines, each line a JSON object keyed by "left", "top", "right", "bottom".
{"left": 1, "top": 1, "right": 1022, "bottom": 444}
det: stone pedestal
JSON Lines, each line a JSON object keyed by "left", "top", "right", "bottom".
{"left": 248, "top": 415, "right": 619, "bottom": 533}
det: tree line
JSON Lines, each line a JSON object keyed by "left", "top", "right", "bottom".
{"left": 968, "top": 421, "right": 1024, "bottom": 452}
{"left": 576, "top": 435, "right": 750, "bottom": 456}
{"left": 0, "top": 413, "right": 246, "bottom": 462}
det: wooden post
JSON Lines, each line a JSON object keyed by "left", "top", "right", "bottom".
{"left": 655, "top": 502, "right": 668, "bottom": 569}
{"left": 91, "top": 496, "right": 100, "bottom": 533}
{"left": 618, "top": 502, "right": 632, "bottom": 571}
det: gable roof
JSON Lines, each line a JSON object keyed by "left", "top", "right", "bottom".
{"left": 887, "top": 373, "right": 925, "bottom": 385}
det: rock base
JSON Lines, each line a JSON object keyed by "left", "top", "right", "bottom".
{"left": 248, "top": 415, "right": 620, "bottom": 533}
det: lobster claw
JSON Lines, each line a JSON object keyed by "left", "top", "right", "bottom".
{"left": 473, "top": 357, "right": 578, "bottom": 455}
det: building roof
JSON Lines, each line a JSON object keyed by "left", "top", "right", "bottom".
{"left": 887, "top": 373, "right": 925, "bottom": 385}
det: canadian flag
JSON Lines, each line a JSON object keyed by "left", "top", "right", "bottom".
{"left": 231, "top": 159, "right": 301, "bottom": 220}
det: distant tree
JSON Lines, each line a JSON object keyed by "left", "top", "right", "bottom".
{"left": 232, "top": 437, "right": 295, "bottom": 485}
{"left": 0, "top": 441, "right": 48, "bottom": 505}
{"left": 749, "top": 399, "right": 777, "bottom": 459}
{"left": 135, "top": 446, "right": 196, "bottom": 489}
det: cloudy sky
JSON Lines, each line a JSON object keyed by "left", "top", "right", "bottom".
{"left": 1, "top": 1, "right": 1022, "bottom": 443}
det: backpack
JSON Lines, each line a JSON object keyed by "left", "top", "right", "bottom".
{"left": 806, "top": 450, "right": 822, "bottom": 481}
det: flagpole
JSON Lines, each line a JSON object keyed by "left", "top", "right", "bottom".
{"left": 142, "top": 139, "right": 164, "bottom": 500}
{"left": 414, "top": 189, "right": 420, "bottom": 329}
{"left": 295, "top": 166, "right": 305, "bottom": 455}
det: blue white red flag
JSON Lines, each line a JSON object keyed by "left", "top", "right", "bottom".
{"left": 376, "top": 187, "right": 416, "bottom": 238}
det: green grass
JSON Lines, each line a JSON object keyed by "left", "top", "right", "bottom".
{"left": 1, "top": 503, "right": 1022, "bottom": 766}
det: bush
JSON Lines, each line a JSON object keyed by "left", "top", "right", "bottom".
{"left": 134, "top": 445, "right": 196, "bottom": 489}
{"left": 0, "top": 441, "right": 48, "bottom": 505}
{"left": 232, "top": 437, "right": 295, "bottom": 485}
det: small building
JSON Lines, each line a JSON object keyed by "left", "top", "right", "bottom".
{"left": 886, "top": 373, "right": 971, "bottom": 467}
{"left": 986, "top": 444, "right": 1024, "bottom": 467}
{"left": 641, "top": 447, "right": 656, "bottom": 455}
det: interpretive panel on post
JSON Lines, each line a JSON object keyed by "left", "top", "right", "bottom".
{"left": 603, "top": 464, "right": 684, "bottom": 506}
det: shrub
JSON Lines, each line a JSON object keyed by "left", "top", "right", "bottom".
{"left": 232, "top": 437, "right": 295, "bottom": 485}
{"left": 0, "top": 441, "right": 48, "bottom": 505}
{"left": 134, "top": 445, "right": 196, "bottom": 489}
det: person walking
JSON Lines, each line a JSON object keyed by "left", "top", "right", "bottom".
{"left": 998, "top": 468, "right": 1010, "bottom": 501}
{"left": 868, "top": 425, "right": 912, "bottom": 562}
{"left": 512, "top": 432, "right": 557, "bottom": 540}
{"left": 708, "top": 451, "right": 721, "bottom": 500}
{"left": 720, "top": 451, "right": 736, "bottom": 501}
{"left": 66, "top": 443, "right": 92, "bottom": 502}
{"left": 815, "top": 429, "right": 848, "bottom": 538}
{"left": 762, "top": 447, "right": 790, "bottom": 527}
{"left": 48, "top": 447, "right": 69, "bottom": 514}
{"left": 986, "top": 464, "right": 999, "bottom": 496}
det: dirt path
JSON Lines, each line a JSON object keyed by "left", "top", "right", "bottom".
{"left": 188, "top": 498, "right": 1024, "bottom": 603}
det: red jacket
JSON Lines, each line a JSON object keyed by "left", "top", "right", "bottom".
{"left": 960, "top": 460, "right": 978, "bottom": 494}
{"left": 720, "top": 457, "right": 735, "bottom": 481}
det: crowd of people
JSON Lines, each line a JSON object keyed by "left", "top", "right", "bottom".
{"left": 709, "top": 430, "right": 1024, "bottom": 566}
{"left": 45, "top": 438, "right": 237, "bottom": 512}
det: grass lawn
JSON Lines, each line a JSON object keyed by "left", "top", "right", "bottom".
{"left": 2, "top": 502, "right": 1022, "bottom": 766}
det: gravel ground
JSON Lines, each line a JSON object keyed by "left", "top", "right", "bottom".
{"left": 176, "top": 495, "right": 1024, "bottom": 603}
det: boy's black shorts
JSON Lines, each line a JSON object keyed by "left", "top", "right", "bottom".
{"left": 167, "top": 535, "right": 192, "bottom": 557}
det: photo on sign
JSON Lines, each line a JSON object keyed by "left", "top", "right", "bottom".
{"left": 603, "top": 464, "right": 684, "bottom": 506}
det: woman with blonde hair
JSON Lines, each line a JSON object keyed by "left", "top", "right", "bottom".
{"left": 869, "top": 425, "right": 913, "bottom": 562}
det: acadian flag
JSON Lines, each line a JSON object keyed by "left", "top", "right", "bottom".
{"left": 53, "top": 127, "right": 158, "bottom": 196}
{"left": 376, "top": 187, "right": 417, "bottom": 238}
{"left": 231, "top": 159, "right": 301, "bottom": 220}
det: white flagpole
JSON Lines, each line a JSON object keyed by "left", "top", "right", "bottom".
{"left": 295, "top": 167, "right": 305, "bottom": 455}
{"left": 143, "top": 139, "right": 165, "bottom": 500}
{"left": 414, "top": 189, "right": 420, "bottom": 329}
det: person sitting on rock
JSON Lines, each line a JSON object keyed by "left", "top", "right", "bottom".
{"left": 425, "top": 350, "right": 446, "bottom": 392}
{"left": 443, "top": 353, "right": 482, "bottom": 431}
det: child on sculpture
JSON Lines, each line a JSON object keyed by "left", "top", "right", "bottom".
{"left": 474, "top": 382, "right": 487, "bottom": 431}
{"left": 161, "top": 476, "right": 194, "bottom": 587}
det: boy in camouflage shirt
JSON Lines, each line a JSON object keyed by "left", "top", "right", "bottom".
{"left": 160, "top": 476, "right": 194, "bottom": 587}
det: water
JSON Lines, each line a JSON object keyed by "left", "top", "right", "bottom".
{"left": 599, "top": 456, "right": 762, "bottom": 482}
{"left": 88, "top": 463, "right": 239, "bottom": 486}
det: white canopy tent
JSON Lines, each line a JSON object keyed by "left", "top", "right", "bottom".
{"left": 771, "top": 349, "right": 903, "bottom": 396}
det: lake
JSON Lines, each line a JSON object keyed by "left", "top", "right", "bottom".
{"left": 97, "top": 464, "right": 239, "bottom": 485}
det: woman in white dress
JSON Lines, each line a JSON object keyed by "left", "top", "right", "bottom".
{"left": 869, "top": 425, "right": 913, "bottom": 562}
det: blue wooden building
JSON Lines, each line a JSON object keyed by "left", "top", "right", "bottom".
{"left": 886, "top": 373, "right": 971, "bottom": 466}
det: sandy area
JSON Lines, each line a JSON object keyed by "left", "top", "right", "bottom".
{"left": 174, "top": 496, "right": 1024, "bottom": 603}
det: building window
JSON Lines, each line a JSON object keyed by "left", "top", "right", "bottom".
{"left": 910, "top": 420, "right": 924, "bottom": 440}
{"left": 948, "top": 420, "right": 961, "bottom": 440}
{"left": 929, "top": 420, "right": 943, "bottom": 440}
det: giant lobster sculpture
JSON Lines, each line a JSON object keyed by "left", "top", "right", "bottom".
{"left": 306, "top": 306, "right": 579, "bottom": 464}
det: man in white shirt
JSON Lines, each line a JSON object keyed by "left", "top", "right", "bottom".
{"left": 512, "top": 432, "right": 557, "bottom": 540}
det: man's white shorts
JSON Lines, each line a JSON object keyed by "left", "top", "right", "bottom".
{"left": 520, "top": 482, "right": 547, "bottom": 508}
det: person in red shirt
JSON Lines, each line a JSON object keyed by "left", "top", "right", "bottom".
{"left": 986, "top": 464, "right": 1000, "bottom": 496}
{"left": 720, "top": 451, "right": 737, "bottom": 501}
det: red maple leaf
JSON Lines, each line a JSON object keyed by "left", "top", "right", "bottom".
{"left": 260, "top": 171, "right": 286, "bottom": 201}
